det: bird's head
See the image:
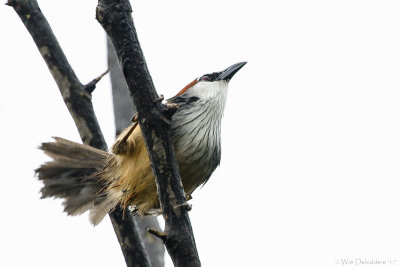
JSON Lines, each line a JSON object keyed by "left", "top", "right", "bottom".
{"left": 168, "top": 62, "right": 247, "bottom": 108}
{"left": 168, "top": 62, "right": 247, "bottom": 186}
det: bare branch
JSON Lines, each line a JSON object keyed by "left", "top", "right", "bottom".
{"left": 96, "top": 1, "right": 201, "bottom": 266}
{"left": 6, "top": 0, "right": 105, "bottom": 149}
{"left": 7, "top": 1, "right": 150, "bottom": 266}
{"left": 108, "top": 36, "right": 165, "bottom": 267}
{"left": 109, "top": 208, "right": 151, "bottom": 267}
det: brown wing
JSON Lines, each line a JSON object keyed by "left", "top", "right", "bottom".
{"left": 105, "top": 124, "right": 160, "bottom": 215}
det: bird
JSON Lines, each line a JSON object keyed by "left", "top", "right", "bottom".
{"left": 36, "top": 62, "right": 246, "bottom": 225}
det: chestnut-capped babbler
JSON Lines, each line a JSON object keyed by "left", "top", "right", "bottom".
{"left": 36, "top": 62, "right": 246, "bottom": 225}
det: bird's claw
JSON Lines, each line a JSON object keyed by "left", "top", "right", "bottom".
{"left": 131, "top": 113, "right": 139, "bottom": 122}
{"left": 153, "top": 94, "right": 164, "bottom": 103}
{"left": 162, "top": 103, "right": 179, "bottom": 120}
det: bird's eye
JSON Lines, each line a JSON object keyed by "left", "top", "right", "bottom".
{"left": 200, "top": 75, "right": 210, "bottom": 81}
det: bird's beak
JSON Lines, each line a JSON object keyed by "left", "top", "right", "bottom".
{"left": 217, "top": 62, "right": 247, "bottom": 81}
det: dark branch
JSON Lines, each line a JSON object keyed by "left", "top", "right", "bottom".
{"left": 6, "top": 0, "right": 105, "bottom": 149}
{"left": 96, "top": 1, "right": 201, "bottom": 266}
{"left": 108, "top": 37, "right": 165, "bottom": 267}
{"left": 8, "top": 1, "right": 151, "bottom": 266}
{"left": 135, "top": 217, "right": 165, "bottom": 267}
{"left": 109, "top": 208, "right": 151, "bottom": 267}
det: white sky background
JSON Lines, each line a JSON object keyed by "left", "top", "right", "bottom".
{"left": 1, "top": 0, "right": 400, "bottom": 266}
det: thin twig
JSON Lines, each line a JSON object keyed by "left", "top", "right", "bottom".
{"left": 148, "top": 228, "right": 168, "bottom": 243}
{"left": 174, "top": 202, "right": 192, "bottom": 211}
{"left": 85, "top": 69, "right": 110, "bottom": 94}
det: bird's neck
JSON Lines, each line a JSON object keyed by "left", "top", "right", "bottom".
{"left": 169, "top": 86, "right": 228, "bottom": 162}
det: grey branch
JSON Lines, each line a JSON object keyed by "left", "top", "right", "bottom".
{"left": 96, "top": 0, "right": 201, "bottom": 266}
{"left": 7, "top": 0, "right": 151, "bottom": 266}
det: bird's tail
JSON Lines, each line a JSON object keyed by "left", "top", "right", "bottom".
{"left": 35, "top": 137, "right": 116, "bottom": 225}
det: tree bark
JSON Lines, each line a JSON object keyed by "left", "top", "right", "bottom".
{"left": 96, "top": 1, "right": 201, "bottom": 266}
{"left": 109, "top": 208, "right": 151, "bottom": 267}
{"left": 7, "top": 1, "right": 151, "bottom": 266}
{"left": 108, "top": 37, "right": 165, "bottom": 267}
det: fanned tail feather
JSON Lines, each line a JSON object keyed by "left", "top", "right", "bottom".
{"left": 35, "top": 137, "right": 114, "bottom": 225}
